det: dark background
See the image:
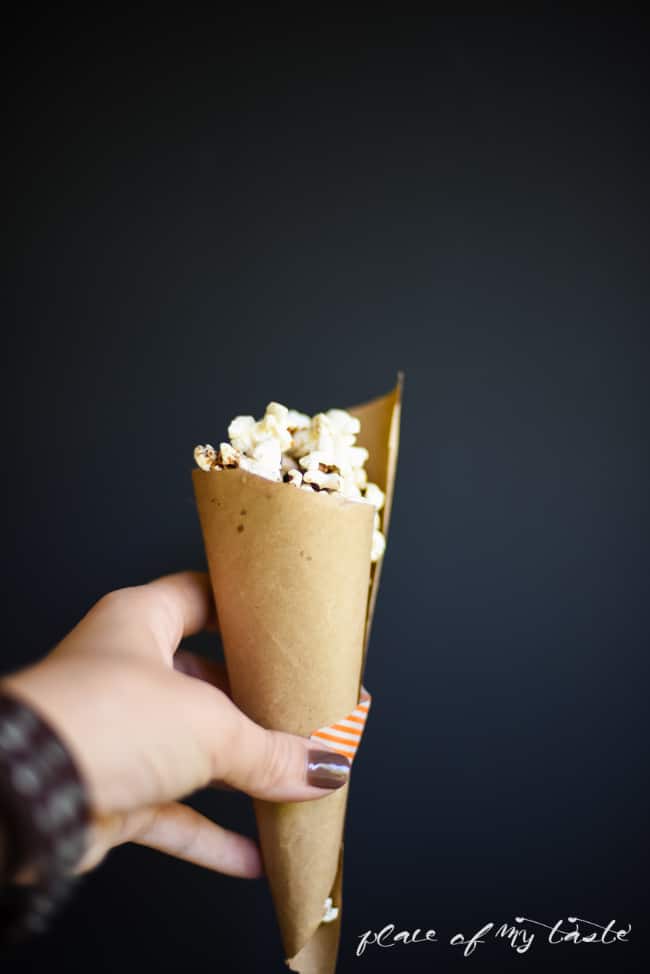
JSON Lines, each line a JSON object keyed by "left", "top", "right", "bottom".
{"left": 3, "top": 12, "right": 648, "bottom": 973}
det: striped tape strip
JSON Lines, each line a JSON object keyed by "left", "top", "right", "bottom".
{"left": 309, "top": 687, "right": 371, "bottom": 762}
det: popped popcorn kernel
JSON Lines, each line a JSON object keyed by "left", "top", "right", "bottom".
{"left": 325, "top": 409, "right": 360, "bottom": 437}
{"left": 216, "top": 443, "right": 240, "bottom": 467}
{"left": 303, "top": 469, "right": 342, "bottom": 492}
{"left": 251, "top": 438, "right": 282, "bottom": 472}
{"left": 371, "top": 529, "right": 386, "bottom": 562}
{"left": 239, "top": 455, "right": 282, "bottom": 482}
{"left": 194, "top": 444, "right": 218, "bottom": 471}
{"left": 286, "top": 409, "right": 311, "bottom": 431}
{"left": 228, "top": 415, "right": 256, "bottom": 453}
{"left": 321, "top": 896, "right": 339, "bottom": 924}
{"left": 363, "top": 482, "right": 385, "bottom": 511}
{"left": 340, "top": 478, "right": 363, "bottom": 501}
{"left": 281, "top": 454, "right": 299, "bottom": 475}
{"left": 265, "top": 401, "right": 289, "bottom": 425}
{"left": 298, "top": 451, "right": 340, "bottom": 473}
{"left": 286, "top": 469, "right": 303, "bottom": 488}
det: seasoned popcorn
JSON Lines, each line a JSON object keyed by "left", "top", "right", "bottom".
{"left": 303, "top": 469, "right": 343, "bottom": 492}
{"left": 363, "top": 482, "right": 385, "bottom": 512}
{"left": 370, "top": 529, "right": 386, "bottom": 562}
{"left": 194, "top": 401, "right": 386, "bottom": 561}
{"left": 321, "top": 896, "right": 339, "bottom": 924}
{"left": 227, "top": 415, "right": 256, "bottom": 453}
{"left": 286, "top": 409, "right": 311, "bottom": 431}
{"left": 216, "top": 442, "right": 240, "bottom": 467}
{"left": 193, "top": 444, "right": 218, "bottom": 471}
{"left": 286, "top": 469, "right": 303, "bottom": 488}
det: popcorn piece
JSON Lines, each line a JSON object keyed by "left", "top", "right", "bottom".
{"left": 286, "top": 469, "right": 303, "bottom": 487}
{"left": 346, "top": 446, "right": 369, "bottom": 469}
{"left": 228, "top": 415, "right": 256, "bottom": 453}
{"left": 325, "top": 409, "right": 360, "bottom": 437}
{"left": 256, "top": 403, "right": 292, "bottom": 453}
{"left": 194, "top": 444, "right": 218, "bottom": 471}
{"left": 286, "top": 409, "right": 311, "bottom": 431}
{"left": 371, "top": 529, "right": 386, "bottom": 562}
{"left": 239, "top": 455, "right": 281, "bottom": 482}
{"left": 265, "top": 401, "right": 289, "bottom": 425}
{"left": 251, "top": 438, "right": 282, "bottom": 472}
{"left": 321, "top": 897, "right": 339, "bottom": 924}
{"left": 303, "top": 469, "right": 342, "bottom": 492}
{"left": 339, "top": 477, "right": 362, "bottom": 501}
{"left": 291, "top": 413, "right": 337, "bottom": 458}
{"left": 363, "top": 482, "right": 385, "bottom": 511}
{"left": 350, "top": 466, "right": 367, "bottom": 489}
{"left": 311, "top": 413, "right": 334, "bottom": 449}
{"left": 281, "top": 454, "right": 299, "bottom": 475}
{"left": 298, "top": 451, "right": 340, "bottom": 474}
{"left": 216, "top": 442, "right": 240, "bottom": 467}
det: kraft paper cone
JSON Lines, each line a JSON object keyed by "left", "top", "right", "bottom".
{"left": 192, "top": 375, "right": 402, "bottom": 973}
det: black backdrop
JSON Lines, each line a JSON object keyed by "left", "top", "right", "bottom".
{"left": 3, "top": 13, "right": 649, "bottom": 974}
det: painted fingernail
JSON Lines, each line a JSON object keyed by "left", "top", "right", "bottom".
{"left": 307, "top": 749, "right": 351, "bottom": 790}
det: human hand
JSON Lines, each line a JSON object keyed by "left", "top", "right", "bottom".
{"left": 2, "top": 572, "right": 350, "bottom": 878}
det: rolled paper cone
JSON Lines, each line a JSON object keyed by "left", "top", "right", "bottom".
{"left": 192, "top": 375, "right": 402, "bottom": 974}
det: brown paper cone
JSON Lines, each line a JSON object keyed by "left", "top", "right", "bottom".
{"left": 192, "top": 375, "right": 402, "bottom": 973}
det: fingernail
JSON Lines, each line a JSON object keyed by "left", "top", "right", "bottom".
{"left": 307, "top": 749, "right": 351, "bottom": 790}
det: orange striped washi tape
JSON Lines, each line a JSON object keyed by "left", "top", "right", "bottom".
{"left": 309, "top": 688, "right": 371, "bottom": 762}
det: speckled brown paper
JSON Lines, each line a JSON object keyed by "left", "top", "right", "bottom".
{"left": 192, "top": 375, "right": 402, "bottom": 973}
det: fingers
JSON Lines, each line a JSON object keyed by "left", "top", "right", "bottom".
{"left": 193, "top": 685, "right": 351, "bottom": 802}
{"left": 173, "top": 650, "right": 231, "bottom": 696}
{"left": 174, "top": 664, "right": 349, "bottom": 801}
{"left": 71, "top": 572, "right": 216, "bottom": 662}
{"left": 130, "top": 803, "right": 262, "bottom": 877}
{"left": 144, "top": 571, "right": 216, "bottom": 647}
{"left": 78, "top": 804, "right": 262, "bottom": 878}
{"left": 172, "top": 655, "right": 236, "bottom": 791}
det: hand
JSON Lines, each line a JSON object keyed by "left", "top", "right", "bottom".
{"left": 2, "top": 572, "right": 350, "bottom": 878}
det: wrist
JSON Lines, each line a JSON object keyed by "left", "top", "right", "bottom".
{"left": 2, "top": 662, "right": 98, "bottom": 811}
{"left": 0, "top": 687, "right": 91, "bottom": 940}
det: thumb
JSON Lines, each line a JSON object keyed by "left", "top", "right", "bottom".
{"left": 196, "top": 681, "right": 351, "bottom": 802}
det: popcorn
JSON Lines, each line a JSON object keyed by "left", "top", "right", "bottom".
{"left": 346, "top": 446, "right": 369, "bottom": 470}
{"left": 228, "top": 415, "right": 256, "bottom": 453}
{"left": 281, "top": 454, "right": 299, "bottom": 475}
{"left": 256, "top": 402, "right": 292, "bottom": 453}
{"left": 321, "top": 896, "right": 339, "bottom": 924}
{"left": 350, "top": 465, "right": 367, "bottom": 489}
{"left": 286, "top": 469, "right": 303, "bottom": 488}
{"left": 265, "top": 401, "right": 289, "bottom": 425}
{"left": 339, "top": 478, "right": 362, "bottom": 501}
{"left": 216, "top": 442, "right": 240, "bottom": 467}
{"left": 194, "top": 401, "right": 387, "bottom": 560}
{"left": 193, "top": 444, "right": 218, "bottom": 471}
{"left": 239, "top": 455, "right": 282, "bottom": 482}
{"left": 363, "top": 482, "right": 385, "bottom": 511}
{"left": 286, "top": 409, "right": 311, "bottom": 431}
{"left": 251, "top": 438, "right": 282, "bottom": 472}
{"left": 371, "top": 528, "right": 386, "bottom": 562}
{"left": 325, "top": 409, "right": 360, "bottom": 437}
{"left": 303, "top": 469, "right": 343, "bottom": 492}
{"left": 291, "top": 414, "right": 335, "bottom": 459}
{"left": 298, "top": 451, "right": 340, "bottom": 473}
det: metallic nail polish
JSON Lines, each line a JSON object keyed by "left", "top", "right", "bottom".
{"left": 307, "top": 749, "right": 351, "bottom": 789}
